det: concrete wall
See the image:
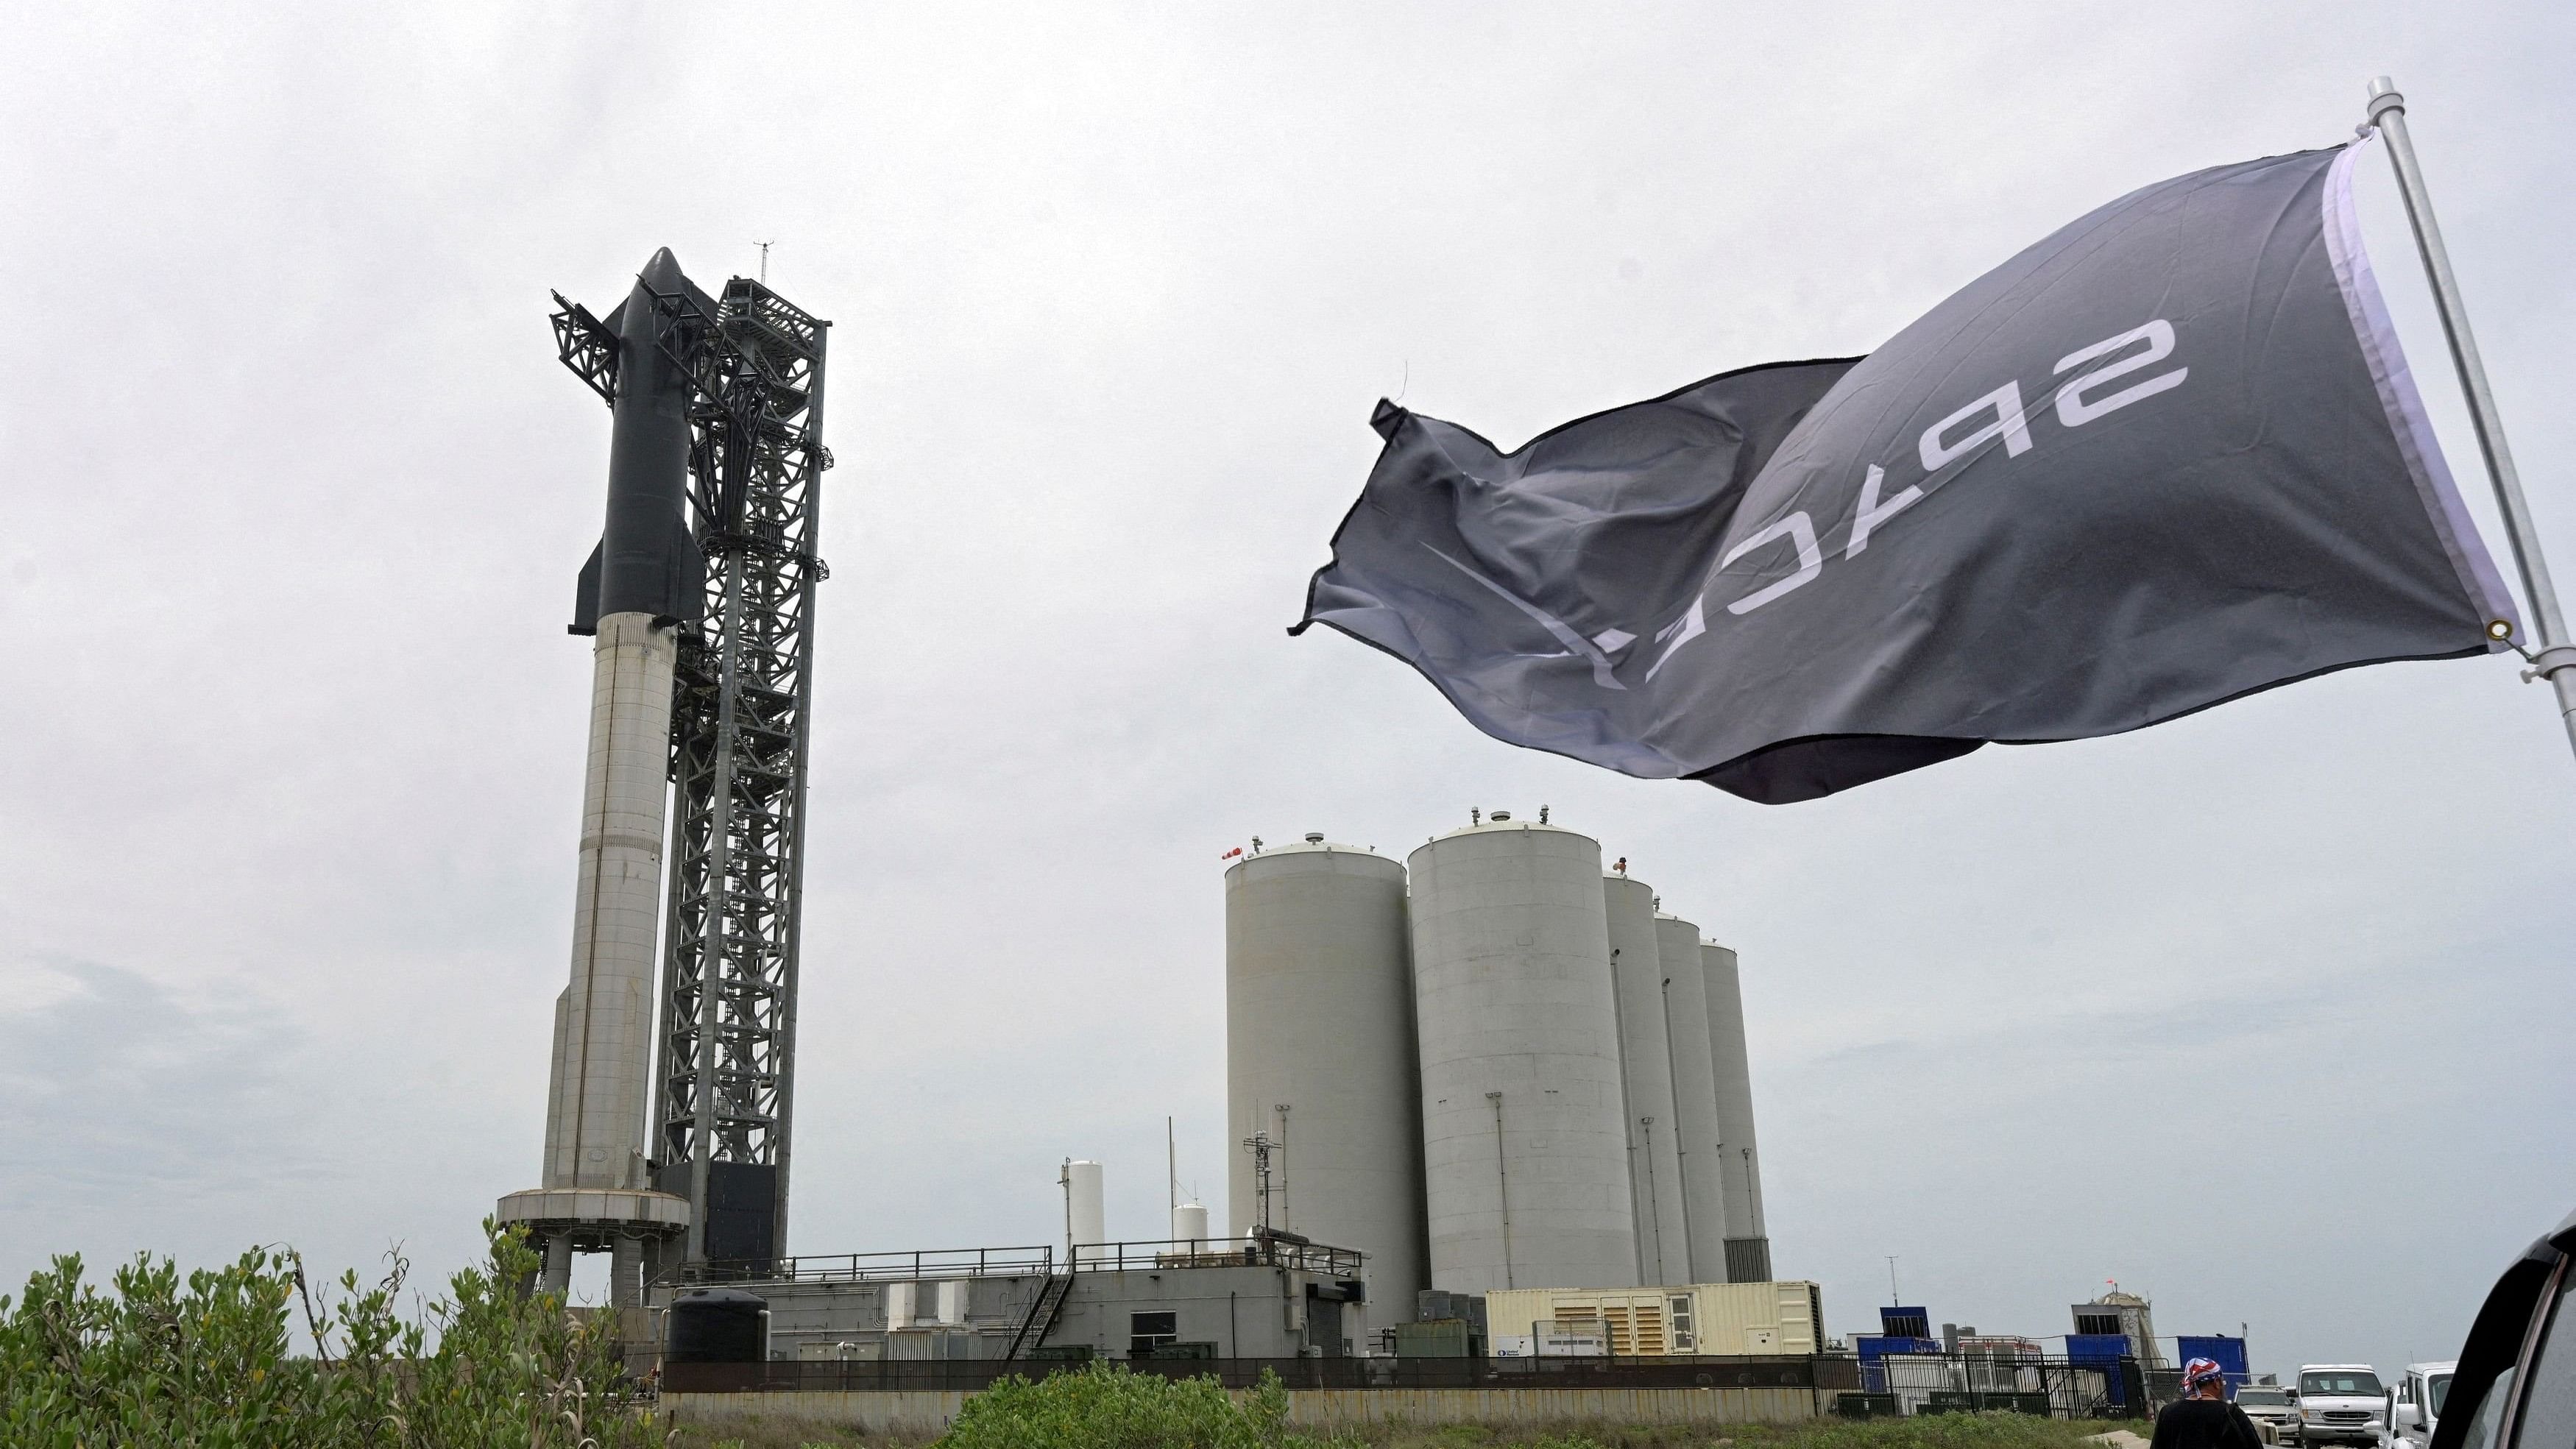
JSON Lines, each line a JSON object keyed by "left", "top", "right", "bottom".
{"left": 750, "top": 1264, "right": 1334, "bottom": 1362}
{"left": 1290, "top": 1384, "right": 1818, "bottom": 1429}
{"left": 1047, "top": 1264, "right": 1331, "bottom": 1359}
{"left": 666, "top": 1384, "right": 1819, "bottom": 1438}
{"left": 760, "top": 1273, "right": 1057, "bottom": 1356}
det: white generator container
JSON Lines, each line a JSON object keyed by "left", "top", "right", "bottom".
{"left": 1484, "top": 1280, "right": 1822, "bottom": 1358}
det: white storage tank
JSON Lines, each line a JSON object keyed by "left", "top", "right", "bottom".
{"left": 1063, "top": 1159, "right": 1105, "bottom": 1265}
{"left": 1410, "top": 812, "right": 1638, "bottom": 1293}
{"left": 1171, "top": 1202, "right": 1209, "bottom": 1252}
{"left": 1225, "top": 834, "right": 1425, "bottom": 1305}
{"left": 1698, "top": 942, "right": 1772, "bottom": 1282}
{"left": 1602, "top": 874, "right": 1690, "bottom": 1286}
{"left": 1655, "top": 912, "right": 1730, "bottom": 1283}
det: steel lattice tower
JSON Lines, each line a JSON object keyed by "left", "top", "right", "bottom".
{"left": 648, "top": 278, "right": 830, "bottom": 1267}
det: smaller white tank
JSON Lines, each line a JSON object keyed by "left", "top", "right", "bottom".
{"left": 1604, "top": 874, "right": 1689, "bottom": 1286}
{"left": 1172, "top": 1202, "right": 1209, "bottom": 1250}
{"left": 1699, "top": 943, "right": 1772, "bottom": 1282}
{"left": 1655, "top": 913, "right": 1728, "bottom": 1283}
{"left": 1063, "top": 1160, "right": 1105, "bottom": 1265}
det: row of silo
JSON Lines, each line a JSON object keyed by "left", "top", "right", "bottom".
{"left": 1222, "top": 815, "right": 1771, "bottom": 1306}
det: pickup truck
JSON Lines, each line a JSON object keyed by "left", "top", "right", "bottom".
{"left": 2234, "top": 1384, "right": 2299, "bottom": 1444}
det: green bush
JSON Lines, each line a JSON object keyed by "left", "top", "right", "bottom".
{"left": 0, "top": 1220, "right": 655, "bottom": 1448}
{"left": 935, "top": 1361, "right": 1348, "bottom": 1449}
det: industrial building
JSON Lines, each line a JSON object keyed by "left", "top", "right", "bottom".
{"left": 645, "top": 808, "right": 1780, "bottom": 1367}
{"left": 744, "top": 1234, "right": 1368, "bottom": 1363}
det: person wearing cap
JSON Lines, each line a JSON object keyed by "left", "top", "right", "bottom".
{"left": 2152, "top": 1358, "right": 2265, "bottom": 1449}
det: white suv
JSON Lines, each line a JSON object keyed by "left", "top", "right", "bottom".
{"left": 2388, "top": 1361, "right": 2455, "bottom": 1449}
{"left": 2299, "top": 1364, "right": 2389, "bottom": 1447}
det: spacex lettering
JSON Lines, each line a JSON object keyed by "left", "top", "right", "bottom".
{"left": 1298, "top": 142, "right": 2519, "bottom": 801}
{"left": 1709, "top": 319, "right": 2188, "bottom": 623}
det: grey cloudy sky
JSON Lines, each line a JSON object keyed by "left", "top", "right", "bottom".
{"left": 4, "top": 1, "right": 2571, "bottom": 1378}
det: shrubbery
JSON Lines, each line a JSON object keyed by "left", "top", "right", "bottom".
{"left": 935, "top": 1361, "right": 1340, "bottom": 1449}
{"left": 0, "top": 1222, "right": 652, "bottom": 1448}
{"left": 919, "top": 1361, "right": 1803, "bottom": 1449}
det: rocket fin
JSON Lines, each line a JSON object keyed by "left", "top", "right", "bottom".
{"left": 570, "top": 539, "right": 603, "bottom": 635}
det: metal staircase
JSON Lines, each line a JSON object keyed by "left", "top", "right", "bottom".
{"left": 1003, "top": 1274, "right": 1077, "bottom": 1361}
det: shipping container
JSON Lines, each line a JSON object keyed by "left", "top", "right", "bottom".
{"left": 2176, "top": 1335, "right": 2251, "bottom": 1393}
{"left": 2068, "top": 1333, "right": 2142, "bottom": 1407}
{"left": 1482, "top": 1280, "right": 1822, "bottom": 1357}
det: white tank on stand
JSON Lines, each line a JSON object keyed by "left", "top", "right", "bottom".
{"left": 1063, "top": 1159, "right": 1105, "bottom": 1266}
{"left": 1172, "top": 1202, "right": 1209, "bottom": 1251}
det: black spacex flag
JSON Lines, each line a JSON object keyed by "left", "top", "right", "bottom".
{"left": 1295, "top": 140, "right": 2520, "bottom": 803}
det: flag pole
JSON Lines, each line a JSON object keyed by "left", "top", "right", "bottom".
{"left": 2365, "top": 77, "right": 2576, "bottom": 762}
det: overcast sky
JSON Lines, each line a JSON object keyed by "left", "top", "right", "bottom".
{"left": 5, "top": 1, "right": 2572, "bottom": 1379}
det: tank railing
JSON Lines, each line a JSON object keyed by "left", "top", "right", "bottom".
{"left": 681, "top": 1245, "right": 1058, "bottom": 1284}
{"left": 1066, "top": 1237, "right": 1365, "bottom": 1278}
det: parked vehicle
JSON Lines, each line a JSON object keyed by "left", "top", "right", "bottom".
{"left": 2427, "top": 1205, "right": 2576, "bottom": 1449}
{"left": 2238, "top": 1384, "right": 2301, "bottom": 1444}
{"left": 2390, "top": 1361, "right": 2457, "bottom": 1449}
{"left": 2298, "top": 1364, "right": 2389, "bottom": 1446}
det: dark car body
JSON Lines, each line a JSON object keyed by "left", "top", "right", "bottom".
{"left": 2430, "top": 1206, "right": 2576, "bottom": 1449}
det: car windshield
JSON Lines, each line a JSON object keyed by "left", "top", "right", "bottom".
{"left": 2237, "top": 1389, "right": 2287, "bottom": 1406}
{"left": 2302, "top": 1372, "right": 2385, "bottom": 1396}
{"left": 2426, "top": 1374, "right": 2451, "bottom": 1417}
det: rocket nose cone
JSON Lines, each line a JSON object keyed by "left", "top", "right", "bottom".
{"left": 636, "top": 247, "right": 687, "bottom": 291}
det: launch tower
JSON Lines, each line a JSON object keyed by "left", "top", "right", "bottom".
{"left": 498, "top": 249, "right": 831, "bottom": 1300}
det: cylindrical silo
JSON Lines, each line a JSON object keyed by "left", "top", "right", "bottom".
{"left": 1225, "top": 836, "right": 1425, "bottom": 1306}
{"left": 1172, "top": 1202, "right": 1209, "bottom": 1251}
{"left": 1655, "top": 913, "right": 1728, "bottom": 1283}
{"left": 1063, "top": 1160, "right": 1105, "bottom": 1264}
{"left": 1699, "top": 943, "right": 1772, "bottom": 1282}
{"left": 1602, "top": 875, "right": 1690, "bottom": 1286}
{"left": 1411, "top": 814, "right": 1637, "bottom": 1293}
